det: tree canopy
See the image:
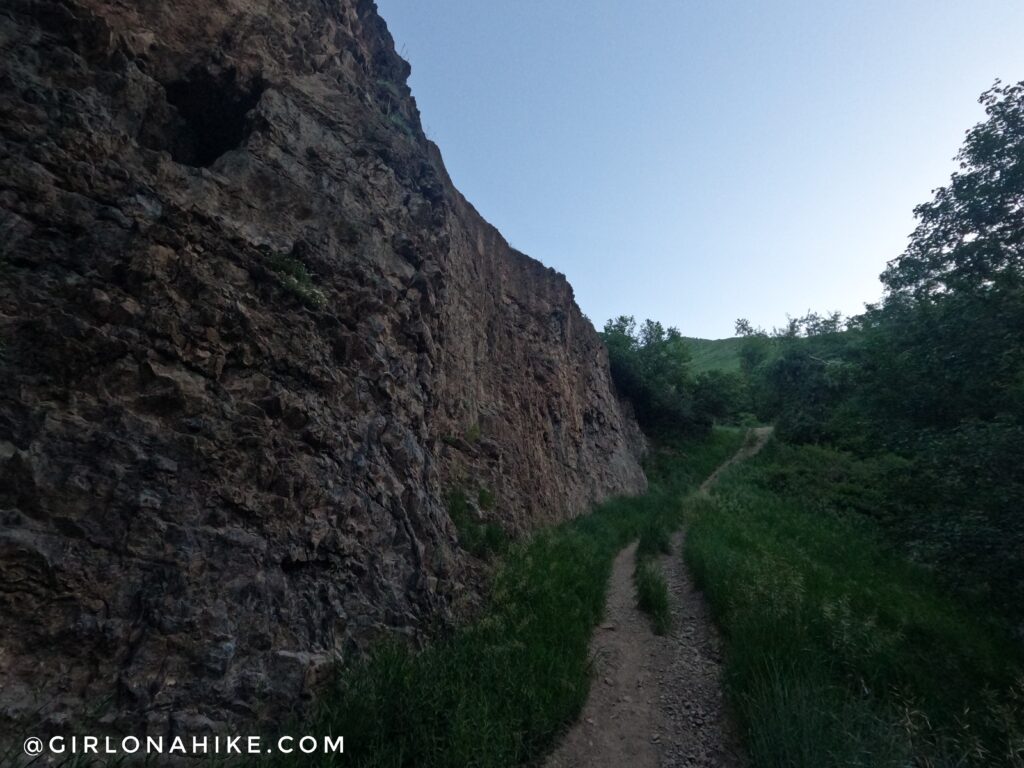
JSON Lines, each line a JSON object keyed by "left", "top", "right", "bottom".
{"left": 882, "top": 81, "right": 1024, "bottom": 299}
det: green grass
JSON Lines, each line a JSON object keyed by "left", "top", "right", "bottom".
{"left": 284, "top": 497, "right": 653, "bottom": 768}
{"left": 260, "top": 427, "right": 747, "bottom": 768}
{"left": 634, "top": 515, "right": 673, "bottom": 635}
{"left": 478, "top": 486, "right": 496, "bottom": 511}
{"left": 635, "top": 558, "right": 671, "bottom": 635}
{"left": 645, "top": 425, "right": 747, "bottom": 495}
{"left": 636, "top": 516, "right": 672, "bottom": 559}
{"left": 684, "top": 336, "right": 746, "bottom": 373}
{"left": 684, "top": 440, "right": 1024, "bottom": 767}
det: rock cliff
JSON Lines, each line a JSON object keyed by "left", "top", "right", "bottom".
{"left": 0, "top": 0, "right": 646, "bottom": 737}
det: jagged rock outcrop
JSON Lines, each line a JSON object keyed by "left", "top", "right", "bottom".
{"left": 0, "top": 0, "right": 646, "bottom": 739}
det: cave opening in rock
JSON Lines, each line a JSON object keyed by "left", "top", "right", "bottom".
{"left": 163, "top": 69, "right": 264, "bottom": 167}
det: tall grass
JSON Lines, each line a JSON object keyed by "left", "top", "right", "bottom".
{"left": 634, "top": 559, "right": 671, "bottom": 635}
{"left": 646, "top": 426, "right": 747, "bottom": 496}
{"left": 636, "top": 516, "right": 672, "bottom": 559}
{"left": 684, "top": 441, "right": 1024, "bottom": 767}
{"left": 634, "top": 516, "right": 673, "bottom": 635}
{"left": 263, "top": 428, "right": 746, "bottom": 768}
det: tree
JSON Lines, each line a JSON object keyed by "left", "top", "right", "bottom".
{"left": 861, "top": 81, "right": 1024, "bottom": 432}
{"left": 734, "top": 318, "right": 756, "bottom": 337}
{"left": 694, "top": 369, "right": 750, "bottom": 422}
{"left": 600, "top": 316, "right": 708, "bottom": 434}
{"left": 882, "top": 80, "right": 1024, "bottom": 298}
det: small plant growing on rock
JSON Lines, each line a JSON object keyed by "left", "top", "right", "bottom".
{"left": 478, "top": 486, "right": 496, "bottom": 511}
{"left": 266, "top": 252, "right": 327, "bottom": 309}
{"left": 447, "top": 488, "right": 506, "bottom": 558}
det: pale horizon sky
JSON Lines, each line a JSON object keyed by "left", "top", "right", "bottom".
{"left": 375, "top": 1, "right": 1024, "bottom": 338}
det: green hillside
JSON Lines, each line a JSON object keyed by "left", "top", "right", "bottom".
{"left": 684, "top": 336, "right": 745, "bottom": 373}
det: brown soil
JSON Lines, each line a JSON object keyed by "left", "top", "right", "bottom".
{"left": 544, "top": 427, "right": 773, "bottom": 768}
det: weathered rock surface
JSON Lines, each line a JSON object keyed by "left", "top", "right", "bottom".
{"left": 0, "top": 0, "right": 646, "bottom": 740}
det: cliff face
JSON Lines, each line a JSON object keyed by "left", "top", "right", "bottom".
{"left": 0, "top": 0, "right": 646, "bottom": 736}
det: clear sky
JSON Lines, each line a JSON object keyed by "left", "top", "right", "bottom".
{"left": 375, "top": 1, "right": 1024, "bottom": 338}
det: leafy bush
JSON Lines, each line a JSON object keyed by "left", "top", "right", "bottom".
{"left": 645, "top": 426, "right": 747, "bottom": 496}
{"left": 693, "top": 369, "right": 751, "bottom": 423}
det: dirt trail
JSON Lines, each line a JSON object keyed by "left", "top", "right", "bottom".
{"left": 699, "top": 426, "right": 773, "bottom": 494}
{"left": 544, "top": 427, "right": 772, "bottom": 768}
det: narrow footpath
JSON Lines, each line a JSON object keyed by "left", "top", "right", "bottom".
{"left": 544, "top": 427, "right": 773, "bottom": 768}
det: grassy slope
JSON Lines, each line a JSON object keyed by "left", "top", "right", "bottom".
{"left": 685, "top": 331, "right": 854, "bottom": 375}
{"left": 684, "top": 441, "right": 1024, "bottom": 767}
{"left": 266, "top": 428, "right": 746, "bottom": 768}
{"left": 684, "top": 336, "right": 745, "bottom": 373}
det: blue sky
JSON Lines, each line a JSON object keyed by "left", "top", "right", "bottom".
{"left": 375, "top": 1, "right": 1024, "bottom": 338}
